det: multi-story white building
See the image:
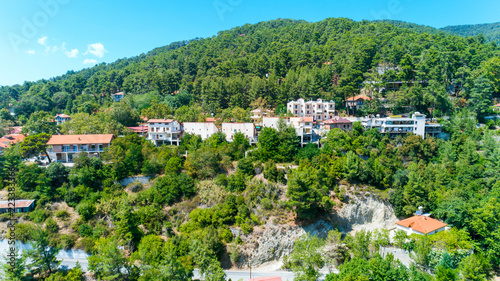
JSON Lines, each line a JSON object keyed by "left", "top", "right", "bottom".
{"left": 221, "top": 123, "right": 257, "bottom": 144}
{"left": 361, "top": 112, "right": 442, "bottom": 139}
{"left": 262, "top": 117, "right": 314, "bottom": 146}
{"left": 183, "top": 122, "right": 220, "bottom": 140}
{"left": 287, "top": 98, "right": 335, "bottom": 124}
{"left": 147, "top": 119, "right": 182, "bottom": 146}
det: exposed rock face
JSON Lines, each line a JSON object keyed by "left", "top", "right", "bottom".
{"left": 242, "top": 194, "right": 397, "bottom": 267}
{"left": 333, "top": 194, "right": 398, "bottom": 232}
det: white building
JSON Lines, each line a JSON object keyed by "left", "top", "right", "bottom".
{"left": 221, "top": 123, "right": 257, "bottom": 144}
{"left": 395, "top": 214, "right": 447, "bottom": 235}
{"left": 54, "top": 114, "right": 71, "bottom": 125}
{"left": 287, "top": 98, "right": 335, "bottom": 124}
{"left": 183, "top": 122, "right": 220, "bottom": 140}
{"left": 262, "top": 117, "right": 314, "bottom": 146}
{"left": 147, "top": 119, "right": 182, "bottom": 146}
{"left": 361, "top": 112, "right": 442, "bottom": 139}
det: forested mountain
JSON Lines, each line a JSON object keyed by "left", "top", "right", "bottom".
{"left": 1, "top": 17, "right": 499, "bottom": 123}
{"left": 441, "top": 22, "right": 500, "bottom": 43}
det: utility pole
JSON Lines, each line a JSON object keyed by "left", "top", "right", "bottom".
{"left": 249, "top": 253, "right": 252, "bottom": 280}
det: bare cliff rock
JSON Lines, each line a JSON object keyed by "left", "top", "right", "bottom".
{"left": 238, "top": 194, "right": 397, "bottom": 268}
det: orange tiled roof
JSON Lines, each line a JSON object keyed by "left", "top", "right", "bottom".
{"left": 46, "top": 134, "right": 113, "bottom": 145}
{"left": 206, "top": 117, "right": 216, "bottom": 122}
{"left": 148, "top": 119, "right": 174, "bottom": 123}
{"left": 347, "top": 95, "right": 372, "bottom": 101}
{"left": 55, "top": 114, "right": 71, "bottom": 118}
{"left": 396, "top": 215, "right": 447, "bottom": 234}
{"left": 299, "top": 117, "right": 313, "bottom": 122}
{"left": 0, "top": 134, "right": 25, "bottom": 148}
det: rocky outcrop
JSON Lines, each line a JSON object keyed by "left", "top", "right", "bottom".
{"left": 240, "top": 193, "right": 397, "bottom": 267}
{"left": 332, "top": 194, "right": 398, "bottom": 232}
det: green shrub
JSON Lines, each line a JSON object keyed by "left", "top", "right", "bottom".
{"left": 127, "top": 181, "right": 143, "bottom": 192}
{"left": 60, "top": 234, "right": 78, "bottom": 249}
{"left": 263, "top": 160, "right": 278, "bottom": 182}
{"left": 261, "top": 198, "right": 273, "bottom": 210}
{"left": 240, "top": 223, "right": 253, "bottom": 234}
{"left": 75, "top": 237, "right": 95, "bottom": 253}
{"left": 76, "top": 201, "right": 96, "bottom": 221}
{"left": 45, "top": 218, "right": 59, "bottom": 233}
{"left": 55, "top": 210, "right": 70, "bottom": 220}
{"left": 79, "top": 223, "right": 93, "bottom": 237}
{"left": 29, "top": 208, "right": 50, "bottom": 223}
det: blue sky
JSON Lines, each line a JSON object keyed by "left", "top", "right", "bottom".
{"left": 1, "top": 0, "right": 499, "bottom": 86}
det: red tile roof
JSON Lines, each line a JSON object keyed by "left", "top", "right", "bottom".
{"left": 148, "top": 119, "right": 174, "bottom": 123}
{"left": 249, "top": 277, "right": 282, "bottom": 281}
{"left": 55, "top": 114, "right": 71, "bottom": 118}
{"left": 396, "top": 215, "right": 447, "bottom": 234}
{"left": 299, "top": 117, "right": 313, "bottom": 122}
{"left": 495, "top": 103, "right": 500, "bottom": 107}
{"left": 206, "top": 117, "right": 216, "bottom": 122}
{"left": 47, "top": 134, "right": 114, "bottom": 145}
{"left": 127, "top": 126, "right": 148, "bottom": 133}
{"left": 0, "top": 134, "right": 26, "bottom": 148}
{"left": 112, "top": 92, "right": 124, "bottom": 96}
{"left": 324, "top": 117, "right": 352, "bottom": 124}
{"left": 0, "top": 200, "right": 35, "bottom": 209}
{"left": 347, "top": 95, "right": 372, "bottom": 101}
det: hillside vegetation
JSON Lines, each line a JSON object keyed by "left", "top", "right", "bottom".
{"left": 442, "top": 22, "right": 500, "bottom": 44}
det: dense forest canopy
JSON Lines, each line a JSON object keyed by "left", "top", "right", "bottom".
{"left": 442, "top": 22, "right": 500, "bottom": 44}
{"left": 1, "top": 17, "right": 500, "bottom": 121}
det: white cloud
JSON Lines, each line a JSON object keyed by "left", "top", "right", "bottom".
{"left": 38, "top": 36, "right": 48, "bottom": 46}
{"left": 26, "top": 50, "right": 36, "bottom": 55}
{"left": 65, "top": 49, "right": 79, "bottom": 58}
{"left": 85, "top": 43, "right": 107, "bottom": 58}
{"left": 83, "top": 58, "right": 98, "bottom": 65}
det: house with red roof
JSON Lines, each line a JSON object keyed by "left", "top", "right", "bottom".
{"left": 345, "top": 95, "right": 372, "bottom": 110}
{"left": 395, "top": 215, "right": 447, "bottom": 235}
{"left": 54, "top": 114, "right": 71, "bottom": 125}
{"left": 0, "top": 134, "right": 26, "bottom": 152}
{"left": 323, "top": 117, "right": 352, "bottom": 131}
{"left": 47, "top": 134, "right": 114, "bottom": 163}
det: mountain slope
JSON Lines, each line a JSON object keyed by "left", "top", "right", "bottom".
{"left": 441, "top": 22, "right": 500, "bottom": 43}
{"left": 1, "top": 17, "right": 499, "bottom": 119}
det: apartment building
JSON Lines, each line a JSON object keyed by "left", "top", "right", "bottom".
{"left": 147, "top": 119, "right": 182, "bottom": 146}
{"left": 47, "top": 134, "right": 113, "bottom": 163}
{"left": 287, "top": 98, "right": 335, "bottom": 123}
{"left": 361, "top": 112, "right": 442, "bottom": 139}
{"left": 262, "top": 117, "right": 314, "bottom": 146}
{"left": 183, "top": 122, "right": 220, "bottom": 140}
{"left": 221, "top": 122, "right": 257, "bottom": 144}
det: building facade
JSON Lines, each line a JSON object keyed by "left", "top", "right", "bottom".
{"left": 183, "top": 122, "right": 220, "bottom": 140}
{"left": 262, "top": 117, "right": 314, "bottom": 146}
{"left": 54, "top": 114, "right": 71, "bottom": 125}
{"left": 47, "top": 134, "right": 113, "bottom": 163}
{"left": 322, "top": 117, "right": 352, "bottom": 131}
{"left": 112, "top": 92, "right": 125, "bottom": 102}
{"left": 0, "top": 200, "right": 35, "bottom": 213}
{"left": 345, "top": 95, "right": 372, "bottom": 110}
{"left": 395, "top": 215, "right": 447, "bottom": 235}
{"left": 221, "top": 122, "right": 257, "bottom": 144}
{"left": 287, "top": 98, "right": 335, "bottom": 124}
{"left": 361, "top": 112, "right": 442, "bottom": 139}
{"left": 147, "top": 119, "right": 182, "bottom": 146}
